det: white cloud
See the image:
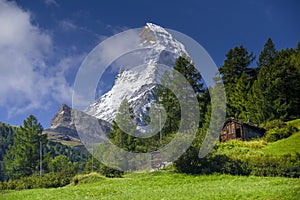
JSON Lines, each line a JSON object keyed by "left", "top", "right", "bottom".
{"left": 44, "top": 0, "right": 59, "bottom": 7}
{"left": 0, "top": 0, "right": 78, "bottom": 117}
{"left": 59, "top": 19, "right": 78, "bottom": 31}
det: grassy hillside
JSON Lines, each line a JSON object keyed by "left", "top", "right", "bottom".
{"left": 217, "top": 118, "right": 300, "bottom": 157}
{"left": 217, "top": 131, "right": 300, "bottom": 157}
{"left": 1, "top": 171, "right": 300, "bottom": 200}
{"left": 287, "top": 118, "right": 300, "bottom": 130}
{"left": 2, "top": 119, "right": 299, "bottom": 199}
{"left": 45, "top": 131, "right": 82, "bottom": 147}
{"left": 262, "top": 132, "right": 300, "bottom": 155}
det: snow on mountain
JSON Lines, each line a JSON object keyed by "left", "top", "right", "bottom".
{"left": 85, "top": 23, "right": 189, "bottom": 125}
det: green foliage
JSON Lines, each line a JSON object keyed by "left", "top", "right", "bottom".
{"left": 44, "top": 140, "right": 88, "bottom": 165}
{"left": 108, "top": 98, "right": 155, "bottom": 152}
{"left": 0, "top": 122, "right": 16, "bottom": 161}
{"left": 173, "top": 56, "right": 203, "bottom": 95}
{"left": 264, "top": 125, "right": 298, "bottom": 142}
{"left": 0, "top": 172, "right": 73, "bottom": 190}
{"left": 0, "top": 122, "right": 16, "bottom": 181}
{"left": 99, "top": 164, "right": 123, "bottom": 178}
{"left": 287, "top": 118, "right": 300, "bottom": 130}
{"left": 218, "top": 39, "right": 300, "bottom": 123}
{"left": 1, "top": 117, "right": 87, "bottom": 182}
{"left": 262, "top": 132, "right": 300, "bottom": 155}
{"left": 4, "top": 115, "right": 46, "bottom": 180}
{"left": 84, "top": 154, "right": 102, "bottom": 174}
{"left": 71, "top": 172, "right": 104, "bottom": 185}
{"left": 175, "top": 138, "right": 300, "bottom": 178}
{"left": 48, "top": 155, "right": 78, "bottom": 177}
{"left": 249, "top": 43, "right": 300, "bottom": 123}
{"left": 219, "top": 45, "right": 256, "bottom": 118}
{"left": 176, "top": 118, "right": 300, "bottom": 177}
{"left": 258, "top": 38, "right": 277, "bottom": 69}
{"left": 263, "top": 119, "right": 287, "bottom": 130}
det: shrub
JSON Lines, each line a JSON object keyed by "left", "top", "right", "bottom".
{"left": 264, "top": 120, "right": 286, "bottom": 130}
{"left": 72, "top": 172, "right": 104, "bottom": 185}
{"left": 0, "top": 172, "right": 74, "bottom": 191}
{"left": 100, "top": 165, "right": 124, "bottom": 178}
{"left": 175, "top": 142, "right": 300, "bottom": 178}
{"left": 265, "top": 125, "right": 298, "bottom": 142}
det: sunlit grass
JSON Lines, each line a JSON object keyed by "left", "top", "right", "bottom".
{"left": 2, "top": 171, "right": 300, "bottom": 200}
{"left": 262, "top": 132, "right": 300, "bottom": 155}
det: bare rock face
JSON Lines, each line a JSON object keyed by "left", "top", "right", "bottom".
{"left": 51, "top": 104, "right": 72, "bottom": 127}
{"left": 49, "top": 104, "right": 77, "bottom": 137}
{"left": 45, "top": 104, "right": 111, "bottom": 146}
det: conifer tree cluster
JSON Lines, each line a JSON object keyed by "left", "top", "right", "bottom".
{"left": 219, "top": 39, "right": 300, "bottom": 124}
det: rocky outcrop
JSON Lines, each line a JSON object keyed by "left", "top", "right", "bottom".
{"left": 48, "top": 104, "right": 78, "bottom": 138}
{"left": 45, "top": 104, "right": 111, "bottom": 146}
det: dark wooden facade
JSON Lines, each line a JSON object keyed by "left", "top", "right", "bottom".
{"left": 220, "top": 118, "right": 265, "bottom": 142}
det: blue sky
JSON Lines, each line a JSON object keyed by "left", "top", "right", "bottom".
{"left": 0, "top": 0, "right": 299, "bottom": 128}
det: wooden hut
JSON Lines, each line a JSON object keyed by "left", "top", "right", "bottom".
{"left": 220, "top": 117, "right": 265, "bottom": 142}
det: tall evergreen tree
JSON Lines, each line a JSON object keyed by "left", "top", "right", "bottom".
{"left": 156, "top": 56, "right": 204, "bottom": 133}
{"left": 248, "top": 40, "right": 300, "bottom": 122}
{"left": 155, "top": 70, "right": 181, "bottom": 134}
{"left": 230, "top": 72, "right": 251, "bottom": 121}
{"left": 258, "top": 38, "right": 277, "bottom": 69}
{"left": 219, "top": 46, "right": 256, "bottom": 86}
{"left": 246, "top": 39, "right": 277, "bottom": 124}
{"left": 4, "top": 115, "right": 47, "bottom": 179}
{"left": 0, "top": 122, "right": 16, "bottom": 181}
{"left": 219, "top": 46, "right": 256, "bottom": 118}
{"left": 173, "top": 56, "right": 203, "bottom": 95}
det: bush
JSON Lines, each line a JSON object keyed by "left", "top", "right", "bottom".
{"left": 242, "top": 154, "right": 300, "bottom": 177}
{"left": 100, "top": 165, "right": 124, "bottom": 178}
{"left": 265, "top": 125, "right": 298, "bottom": 142}
{"left": 72, "top": 172, "right": 104, "bottom": 185}
{"left": 0, "top": 180, "right": 16, "bottom": 190}
{"left": 264, "top": 120, "right": 286, "bottom": 130}
{"left": 175, "top": 142, "right": 300, "bottom": 178}
{"left": 0, "top": 172, "right": 73, "bottom": 191}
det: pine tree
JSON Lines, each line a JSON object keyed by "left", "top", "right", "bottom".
{"left": 230, "top": 72, "right": 251, "bottom": 121}
{"left": 4, "top": 115, "right": 47, "bottom": 179}
{"left": 108, "top": 99, "right": 136, "bottom": 151}
{"left": 173, "top": 56, "right": 203, "bottom": 95}
{"left": 219, "top": 46, "right": 256, "bottom": 117}
{"left": 248, "top": 40, "right": 300, "bottom": 122}
{"left": 155, "top": 70, "right": 181, "bottom": 134}
{"left": 219, "top": 46, "right": 255, "bottom": 86}
{"left": 258, "top": 38, "right": 276, "bottom": 69}
{"left": 156, "top": 56, "right": 204, "bottom": 133}
{"left": 0, "top": 122, "right": 16, "bottom": 181}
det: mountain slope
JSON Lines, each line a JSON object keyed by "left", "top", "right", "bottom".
{"left": 85, "top": 23, "right": 189, "bottom": 125}
{"left": 45, "top": 104, "right": 111, "bottom": 147}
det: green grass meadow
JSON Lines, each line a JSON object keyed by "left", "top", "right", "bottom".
{"left": 1, "top": 171, "right": 299, "bottom": 200}
{"left": 1, "top": 119, "right": 299, "bottom": 200}
{"left": 262, "top": 132, "right": 300, "bottom": 155}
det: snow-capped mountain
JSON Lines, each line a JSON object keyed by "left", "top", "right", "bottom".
{"left": 85, "top": 23, "right": 189, "bottom": 125}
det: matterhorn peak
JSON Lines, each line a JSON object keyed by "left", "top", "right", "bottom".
{"left": 85, "top": 23, "right": 190, "bottom": 124}
{"left": 143, "top": 23, "right": 171, "bottom": 37}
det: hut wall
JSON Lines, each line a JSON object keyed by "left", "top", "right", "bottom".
{"left": 242, "top": 125, "right": 263, "bottom": 140}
